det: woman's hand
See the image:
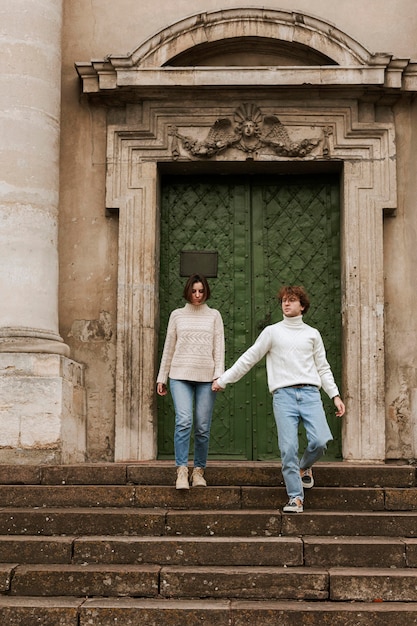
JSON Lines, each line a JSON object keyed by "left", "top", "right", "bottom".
{"left": 157, "top": 383, "right": 167, "bottom": 396}
{"left": 212, "top": 379, "right": 223, "bottom": 392}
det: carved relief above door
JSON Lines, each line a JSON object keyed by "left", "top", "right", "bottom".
{"left": 169, "top": 103, "right": 322, "bottom": 160}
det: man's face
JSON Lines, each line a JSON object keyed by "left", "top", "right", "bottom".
{"left": 281, "top": 295, "right": 304, "bottom": 317}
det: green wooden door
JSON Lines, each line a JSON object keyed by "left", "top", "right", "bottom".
{"left": 157, "top": 174, "right": 342, "bottom": 460}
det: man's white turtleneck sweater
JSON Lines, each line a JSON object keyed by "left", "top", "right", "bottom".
{"left": 217, "top": 314, "right": 340, "bottom": 399}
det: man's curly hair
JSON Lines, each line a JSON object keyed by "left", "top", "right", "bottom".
{"left": 277, "top": 285, "right": 310, "bottom": 314}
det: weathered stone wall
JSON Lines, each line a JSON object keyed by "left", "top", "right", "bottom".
{"left": 58, "top": 0, "right": 417, "bottom": 461}
{"left": 385, "top": 96, "right": 417, "bottom": 460}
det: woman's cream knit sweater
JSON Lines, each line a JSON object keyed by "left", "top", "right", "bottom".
{"left": 157, "top": 303, "right": 225, "bottom": 384}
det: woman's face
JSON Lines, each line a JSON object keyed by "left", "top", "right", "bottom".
{"left": 190, "top": 281, "right": 205, "bottom": 305}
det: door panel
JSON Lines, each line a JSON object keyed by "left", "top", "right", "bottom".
{"left": 250, "top": 180, "right": 342, "bottom": 459}
{"left": 157, "top": 180, "right": 252, "bottom": 459}
{"left": 157, "top": 174, "right": 341, "bottom": 460}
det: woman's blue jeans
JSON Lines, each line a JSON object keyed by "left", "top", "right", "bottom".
{"left": 169, "top": 379, "right": 216, "bottom": 468}
{"left": 273, "top": 386, "right": 333, "bottom": 501}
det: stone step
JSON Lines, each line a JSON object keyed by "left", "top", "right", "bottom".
{"left": 72, "top": 535, "right": 303, "bottom": 567}
{"left": 0, "top": 597, "right": 417, "bottom": 626}
{"left": 0, "top": 507, "right": 275, "bottom": 537}
{"left": 1, "top": 483, "right": 412, "bottom": 511}
{"left": 166, "top": 509, "right": 417, "bottom": 537}
{"left": 80, "top": 599, "right": 417, "bottom": 626}
{"left": 0, "top": 536, "right": 74, "bottom": 564}
{"left": 1, "top": 535, "right": 415, "bottom": 569}
{"left": 128, "top": 462, "right": 417, "bottom": 489}
{"left": 160, "top": 566, "right": 417, "bottom": 602}
{"left": 161, "top": 566, "right": 329, "bottom": 600}
{"left": 4, "top": 564, "right": 417, "bottom": 601}
{"left": 0, "top": 507, "right": 167, "bottom": 536}
{"left": 74, "top": 535, "right": 417, "bottom": 569}
{"left": 329, "top": 567, "right": 417, "bottom": 602}
{"left": 0, "top": 462, "right": 414, "bottom": 488}
{"left": 0, "top": 597, "right": 81, "bottom": 626}
{"left": 0, "top": 536, "right": 303, "bottom": 567}
{"left": 279, "top": 510, "right": 417, "bottom": 538}
{"left": 304, "top": 536, "right": 417, "bottom": 568}
{"left": 8, "top": 564, "right": 160, "bottom": 597}
{"left": 0, "top": 507, "right": 416, "bottom": 537}
{"left": 230, "top": 601, "right": 417, "bottom": 626}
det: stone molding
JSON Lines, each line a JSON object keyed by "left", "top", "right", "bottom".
{"left": 0, "top": 327, "right": 70, "bottom": 356}
{"left": 106, "top": 98, "right": 395, "bottom": 462}
{"left": 75, "top": 8, "right": 417, "bottom": 93}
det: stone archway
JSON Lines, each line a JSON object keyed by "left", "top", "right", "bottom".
{"left": 75, "top": 8, "right": 416, "bottom": 462}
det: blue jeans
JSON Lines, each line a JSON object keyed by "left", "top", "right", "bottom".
{"left": 273, "top": 386, "right": 333, "bottom": 501}
{"left": 169, "top": 379, "right": 216, "bottom": 468}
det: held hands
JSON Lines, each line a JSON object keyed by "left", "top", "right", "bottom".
{"left": 158, "top": 381, "right": 223, "bottom": 395}
{"left": 212, "top": 379, "right": 223, "bottom": 392}
{"left": 333, "top": 395, "right": 345, "bottom": 417}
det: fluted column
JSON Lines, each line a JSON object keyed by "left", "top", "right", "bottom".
{"left": 0, "top": 0, "right": 68, "bottom": 355}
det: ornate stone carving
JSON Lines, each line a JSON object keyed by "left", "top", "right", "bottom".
{"left": 169, "top": 104, "right": 320, "bottom": 159}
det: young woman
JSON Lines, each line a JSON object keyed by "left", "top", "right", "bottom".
{"left": 157, "top": 273, "right": 224, "bottom": 489}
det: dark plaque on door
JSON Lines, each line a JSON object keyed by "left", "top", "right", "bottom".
{"left": 180, "top": 250, "right": 218, "bottom": 278}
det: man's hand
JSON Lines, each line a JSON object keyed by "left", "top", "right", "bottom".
{"left": 212, "top": 379, "right": 223, "bottom": 392}
{"left": 333, "top": 395, "right": 345, "bottom": 417}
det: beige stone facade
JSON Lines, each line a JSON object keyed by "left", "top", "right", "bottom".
{"left": 1, "top": 1, "right": 417, "bottom": 463}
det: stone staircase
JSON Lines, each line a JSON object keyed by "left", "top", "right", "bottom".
{"left": 0, "top": 462, "right": 416, "bottom": 625}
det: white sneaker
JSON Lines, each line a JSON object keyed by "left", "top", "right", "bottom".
{"left": 283, "top": 497, "right": 304, "bottom": 513}
{"left": 176, "top": 466, "right": 189, "bottom": 490}
{"left": 191, "top": 467, "right": 207, "bottom": 487}
{"left": 300, "top": 467, "right": 314, "bottom": 489}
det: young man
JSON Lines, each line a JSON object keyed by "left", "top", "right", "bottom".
{"left": 212, "top": 285, "right": 345, "bottom": 513}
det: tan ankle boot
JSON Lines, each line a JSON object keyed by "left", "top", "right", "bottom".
{"left": 191, "top": 467, "right": 207, "bottom": 487}
{"left": 176, "top": 466, "right": 189, "bottom": 490}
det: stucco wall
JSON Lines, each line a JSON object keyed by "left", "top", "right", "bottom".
{"left": 60, "top": 1, "right": 417, "bottom": 461}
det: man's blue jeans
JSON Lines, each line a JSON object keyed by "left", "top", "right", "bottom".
{"left": 273, "top": 386, "right": 333, "bottom": 501}
{"left": 169, "top": 379, "right": 216, "bottom": 468}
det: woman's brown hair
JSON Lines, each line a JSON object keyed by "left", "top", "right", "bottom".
{"left": 183, "top": 273, "right": 211, "bottom": 303}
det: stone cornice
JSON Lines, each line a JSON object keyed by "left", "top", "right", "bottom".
{"left": 76, "top": 63, "right": 417, "bottom": 94}
{"left": 75, "top": 8, "right": 417, "bottom": 95}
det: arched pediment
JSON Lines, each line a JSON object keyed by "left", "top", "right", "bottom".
{"left": 121, "top": 8, "right": 372, "bottom": 68}
{"left": 165, "top": 36, "right": 337, "bottom": 67}
{"left": 75, "top": 8, "right": 417, "bottom": 94}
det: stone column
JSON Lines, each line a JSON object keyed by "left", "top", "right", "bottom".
{"left": 0, "top": 0, "right": 86, "bottom": 463}
{"left": 0, "top": 0, "right": 66, "bottom": 354}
